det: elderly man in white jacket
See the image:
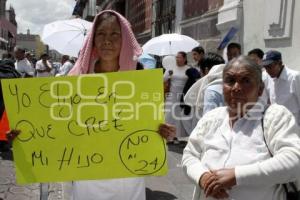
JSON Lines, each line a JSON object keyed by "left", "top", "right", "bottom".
{"left": 182, "top": 56, "right": 300, "bottom": 200}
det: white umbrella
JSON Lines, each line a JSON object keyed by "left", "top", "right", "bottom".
{"left": 162, "top": 55, "right": 176, "bottom": 70}
{"left": 142, "top": 33, "right": 200, "bottom": 56}
{"left": 41, "top": 18, "right": 92, "bottom": 57}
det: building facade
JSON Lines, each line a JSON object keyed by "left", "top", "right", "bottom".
{"left": 242, "top": 0, "right": 299, "bottom": 70}
{"left": 95, "top": 0, "right": 223, "bottom": 51}
{"left": 217, "top": 0, "right": 299, "bottom": 71}
{"left": 152, "top": 0, "right": 176, "bottom": 36}
{"left": 180, "top": 0, "right": 224, "bottom": 51}
{"left": 126, "top": 0, "right": 152, "bottom": 44}
{"left": 16, "top": 29, "right": 47, "bottom": 58}
{"left": 71, "top": 0, "right": 300, "bottom": 71}
{"left": 81, "top": 0, "right": 99, "bottom": 21}
{"left": 0, "top": 0, "right": 17, "bottom": 58}
{"left": 72, "top": 0, "right": 115, "bottom": 21}
{"left": 97, "top": 0, "right": 125, "bottom": 15}
{"left": 73, "top": 0, "right": 153, "bottom": 44}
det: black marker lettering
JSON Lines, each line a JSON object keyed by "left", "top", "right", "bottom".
{"left": 67, "top": 120, "right": 84, "bottom": 136}
{"left": 77, "top": 155, "right": 90, "bottom": 168}
{"left": 90, "top": 153, "right": 103, "bottom": 164}
{"left": 57, "top": 147, "right": 74, "bottom": 170}
{"left": 39, "top": 83, "right": 51, "bottom": 108}
{"left": 32, "top": 150, "right": 48, "bottom": 166}
{"left": 15, "top": 120, "right": 35, "bottom": 142}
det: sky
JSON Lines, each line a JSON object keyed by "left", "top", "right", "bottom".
{"left": 6, "top": 0, "right": 76, "bottom": 35}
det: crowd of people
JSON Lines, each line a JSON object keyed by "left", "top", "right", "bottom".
{"left": 0, "top": 48, "right": 77, "bottom": 151}
{"left": 162, "top": 36, "right": 300, "bottom": 200}
{"left": 1, "top": 47, "right": 76, "bottom": 78}
{"left": 164, "top": 41, "right": 300, "bottom": 139}
{"left": 0, "top": 9, "right": 300, "bottom": 200}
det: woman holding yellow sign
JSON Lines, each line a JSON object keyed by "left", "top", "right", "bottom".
{"left": 67, "top": 10, "right": 175, "bottom": 200}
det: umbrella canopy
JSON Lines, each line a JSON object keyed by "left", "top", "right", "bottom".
{"left": 138, "top": 53, "right": 156, "bottom": 69}
{"left": 142, "top": 33, "right": 200, "bottom": 56}
{"left": 162, "top": 55, "right": 176, "bottom": 70}
{"left": 41, "top": 18, "right": 92, "bottom": 57}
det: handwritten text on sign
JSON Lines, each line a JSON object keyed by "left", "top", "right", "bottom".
{"left": 1, "top": 69, "right": 167, "bottom": 184}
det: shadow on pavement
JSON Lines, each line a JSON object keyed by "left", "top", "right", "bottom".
{"left": 167, "top": 141, "right": 187, "bottom": 154}
{"left": 146, "top": 188, "right": 178, "bottom": 200}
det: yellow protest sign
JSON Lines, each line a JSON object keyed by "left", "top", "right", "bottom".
{"left": 1, "top": 69, "right": 167, "bottom": 184}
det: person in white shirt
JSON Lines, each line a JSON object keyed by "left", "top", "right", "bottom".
{"left": 14, "top": 46, "right": 35, "bottom": 77}
{"left": 191, "top": 46, "right": 205, "bottom": 76}
{"left": 182, "top": 54, "right": 225, "bottom": 135}
{"left": 226, "top": 43, "right": 241, "bottom": 63}
{"left": 35, "top": 53, "right": 53, "bottom": 77}
{"left": 55, "top": 55, "right": 74, "bottom": 77}
{"left": 262, "top": 50, "right": 300, "bottom": 125}
{"left": 164, "top": 51, "right": 191, "bottom": 140}
{"left": 182, "top": 56, "right": 300, "bottom": 200}
{"left": 248, "top": 48, "right": 264, "bottom": 66}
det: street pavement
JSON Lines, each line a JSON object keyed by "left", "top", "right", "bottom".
{"left": 0, "top": 149, "right": 40, "bottom": 200}
{"left": 145, "top": 142, "right": 194, "bottom": 200}
{"left": 0, "top": 141, "right": 194, "bottom": 200}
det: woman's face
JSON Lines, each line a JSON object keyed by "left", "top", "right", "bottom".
{"left": 94, "top": 17, "right": 122, "bottom": 62}
{"left": 176, "top": 53, "right": 186, "bottom": 66}
{"left": 223, "top": 64, "right": 263, "bottom": 116}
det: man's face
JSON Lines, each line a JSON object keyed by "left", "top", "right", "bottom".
{"left": 248, "top": 53, "right": 262, "bottom": 65}
{"left": 264, "top": 61, "right": 282, "bottom": 78}
{"left": 61, "top": 57, "right": 68, "bottom": 64}
{"left": 41, "top": 55, "right": 48, "bottom": 61}
{"left": 192, "top": 51, "right": 203, "bottom": 62}
{"left": 14, "top": 50, "right": 24, "bottom": 60}
{"left": 227, "top": 47, "right": 241, "bottom": 61}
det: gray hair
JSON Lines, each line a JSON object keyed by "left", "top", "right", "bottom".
{"left": 223, "top": 55, "right": 263, "bottom": 85}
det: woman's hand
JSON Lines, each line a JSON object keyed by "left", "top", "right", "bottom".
{"left": 204, "top": 168, "right": 236, "bottom": 198}
{"left": 158, "top": 123, "right": 176, "bottom": 141}
{"left": 200, "top": 172, "right": 229, "bottom": 199}
{"left": 6, "top": 129, "right": 21, "bottom": 143}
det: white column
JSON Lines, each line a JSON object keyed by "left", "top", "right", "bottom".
{"left": 151, "top": 0, "right": 158, "bottom": 37}
{"left": 216, "top": 0, "right": 244, "bottom": 45}
{"left": 175, "top": 0, "right": 183, "bottom": 33}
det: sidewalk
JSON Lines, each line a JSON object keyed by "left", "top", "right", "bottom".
{"left": 0, "top": 149, "right": 73, "bottom": 200}
{"left": 0, "top": 150, "right": 40, "bottom": 200}
{"left": 145, "top": 141, "right": 194, "bottom": 200}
